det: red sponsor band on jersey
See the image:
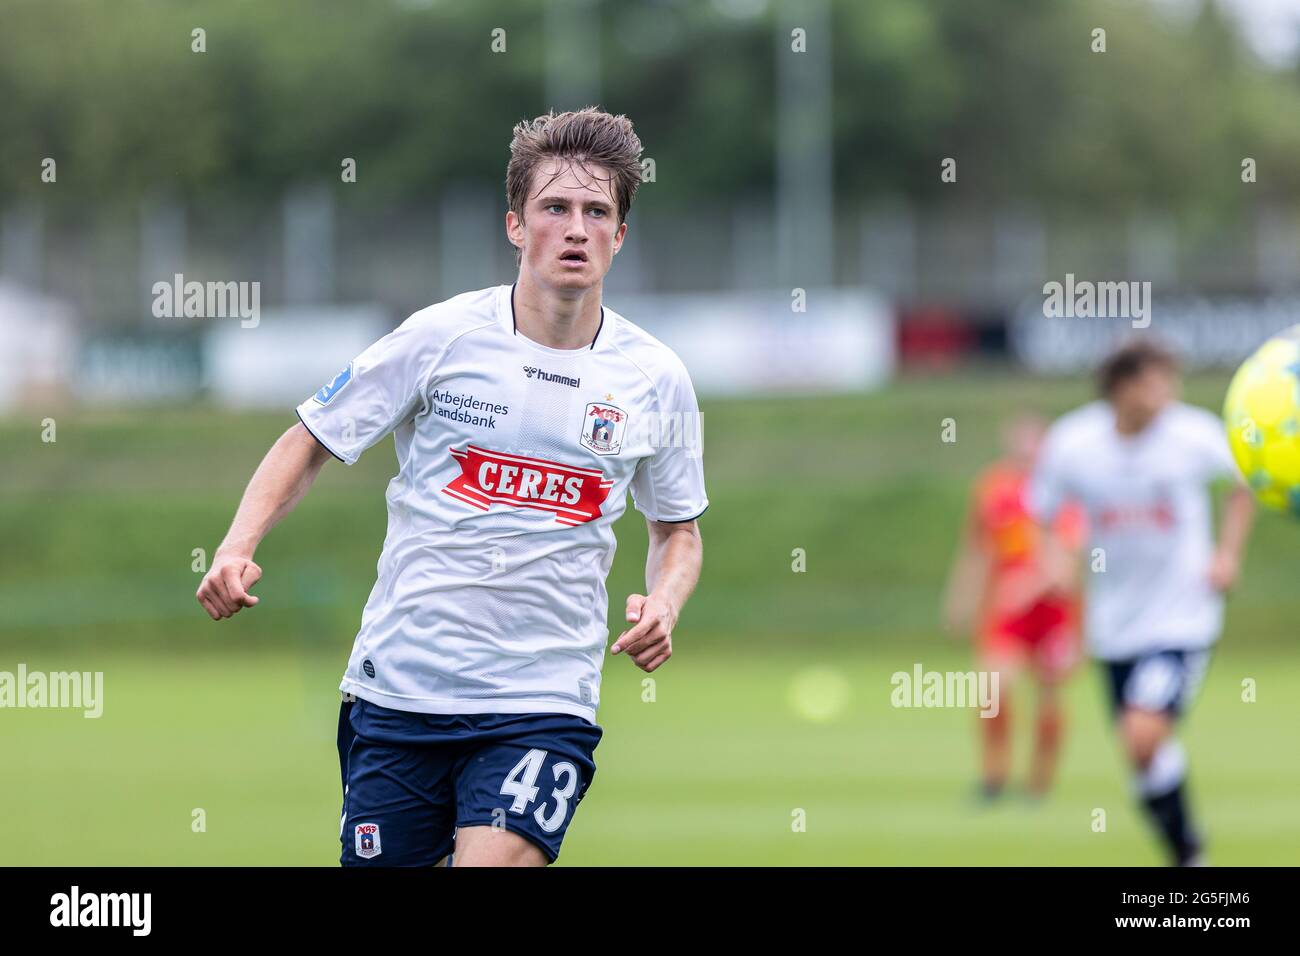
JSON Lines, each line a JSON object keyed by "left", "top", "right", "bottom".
{"left": 1096, "top": 501, "right": 1175, "bottom": 531}
{"left": 442, "top": 444, "right": 614, "bottom": 526}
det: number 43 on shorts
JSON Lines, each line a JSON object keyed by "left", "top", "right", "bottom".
{"left": 500, "top": 749, "right": 579, "bottom": 834}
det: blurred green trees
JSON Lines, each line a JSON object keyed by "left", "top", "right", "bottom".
{"left": 1, "top": 0, "right": 1297, "bottom": 217}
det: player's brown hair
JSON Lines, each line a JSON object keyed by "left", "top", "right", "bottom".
{"left": 506, "top": 107, "right": 644, "bottom": 263}
{"left": 1097, "top": 339, "right": 1180, "bottom": 397}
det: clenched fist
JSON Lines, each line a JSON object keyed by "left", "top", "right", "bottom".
{"left": 196, "top": 552, "right": 263, "bottom": 620}
{"left": 611, "top": 593, "right": 676, "bottom": 673}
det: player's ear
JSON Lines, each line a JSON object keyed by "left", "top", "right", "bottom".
{"left": 506, "top": 209, "right": 524, "bottom": 249}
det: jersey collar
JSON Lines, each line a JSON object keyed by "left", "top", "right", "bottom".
{"left": 507, "top": 282, "right": 606, "bottom": 353}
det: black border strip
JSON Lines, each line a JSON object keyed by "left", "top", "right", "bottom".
{"left": 653, "top": 504, "right": 709, "bottom": 523}
{"left": 295, "top": 408, "right": 348, "bottom": 464}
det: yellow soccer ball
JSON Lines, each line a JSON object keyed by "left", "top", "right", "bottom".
{"left": 1223, "top": 325, "right": 1300, "bottom": 514}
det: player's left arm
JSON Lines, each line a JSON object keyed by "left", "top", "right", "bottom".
{"left": 941, "top": 492, "right": 989, "bottom": 637}
{"left": 611, "top": 518, "right": 703, "bottom": 673}
{"left": 1209, "top": 481, "right": 1255, "bottom": 592}
{"left": 1032, "top": 501, "right": 1088, "bottom": 602}
{"left": 1199, "top": 409, "right": 1256, "bottom": 593}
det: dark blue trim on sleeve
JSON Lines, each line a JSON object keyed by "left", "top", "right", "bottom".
{"left": 652, "top": 504, "right": 709, "bottom": 524}
{"left": 295, "top": 408, "right": 348, "bottom": 464}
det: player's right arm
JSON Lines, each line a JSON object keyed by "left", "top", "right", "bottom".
{"left": 196, "top": 422, "right": 334, "bottom": 620}
{"left": 1034, "top": 522, "right": 1079, "bottom": 597}
{"left": 1025, "top": 416, "right": 1080, "bottom": 596}
{"left": 198, "top": 306, "right": 445, "bottom": 620}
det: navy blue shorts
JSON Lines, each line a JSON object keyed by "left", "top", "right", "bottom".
{"left": 337, "top": 695, "right": 603, "bottom": 866}
{"left": 1102, "top": 648, "right": 1212, "bottom": 720}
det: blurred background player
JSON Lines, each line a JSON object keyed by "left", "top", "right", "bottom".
{"left": 1027, "top": 341, "right": 1255, "bottom": 866}
{"left": 943, "top": 414, "right": 1086, "bottom": 802}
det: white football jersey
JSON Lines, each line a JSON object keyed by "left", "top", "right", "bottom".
{"left": 1027, "top": 400, "right": 1240, "bottom": 660}
{"left": 296, "top": 284, "right": 708, "bottom": 723}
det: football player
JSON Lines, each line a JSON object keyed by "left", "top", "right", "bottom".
{"left": 197, "top": 108, "right": 708, "bottom": 867}
{"left": 1027, "top": 340, "right": 1254, "bottom": 865}
{"left": 943, "top": 413, "right": 1086, "bottom": 801}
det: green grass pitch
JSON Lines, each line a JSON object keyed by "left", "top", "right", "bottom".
{"left": 2, "top": 371, "right": 1297, "bottom": 864}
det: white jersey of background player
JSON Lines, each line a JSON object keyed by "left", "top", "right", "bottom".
{"left": 1027, "top": 340, "right": 1254, "bottom": 866}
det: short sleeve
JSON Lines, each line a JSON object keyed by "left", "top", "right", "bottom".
{"left": 1053, "top": 501, "right": 1088, "bottom": 550}
{"left": 295, "top": 314, "right": 437, "bottom": 465}
{"left": 629, "top": 358, "right": 709, "bottom": 522}
{"left": 1193, "top": 410, "right": 1241, "bottom": 483}
{"left": 1026, "top": 423, "right": 1071, "bottom": 524}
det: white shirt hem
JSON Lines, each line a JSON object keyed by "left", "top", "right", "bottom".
{"left": 1088, "top": 633, "right": 1220, "bottom": 661}
{"left": 341, "top": 678, "right": 598, "bottom": 724}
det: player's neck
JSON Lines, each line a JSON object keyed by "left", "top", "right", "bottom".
{"left": 1113, "top": 405, "right": 1159, "bottom": 436}
{"left": 512, "top": 273, "right": 604, "bottom": 350}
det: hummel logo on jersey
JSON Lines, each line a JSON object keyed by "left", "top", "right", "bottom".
{"left": 522, "top": 365, "right": 581, "bottom": 388}
{"left": 442, "top": 445, "right": 614, "bottom": 526}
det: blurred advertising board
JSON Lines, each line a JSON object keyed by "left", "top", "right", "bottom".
{"left": 610, "top": 287, "right": 894, "bottom": 396}
{"left": 1011, "top": 294, "right": 1300, "bottom": 371}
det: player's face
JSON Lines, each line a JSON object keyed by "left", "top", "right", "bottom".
{"left": 1002, "top": 417, "right": 1045, "bottom": 466}
{"left": 508, "top": 158, "right": 627, "bottom": 292}
{"left": 1114, "top": 364, "right": 1178, "bottom": 423}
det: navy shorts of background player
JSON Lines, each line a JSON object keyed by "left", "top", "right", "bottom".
{"left": 337, "top": 696, "right": 603, "bottom": 866}
{"left": 1102, "top": 648, "right": 1212, "bottom": 721}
